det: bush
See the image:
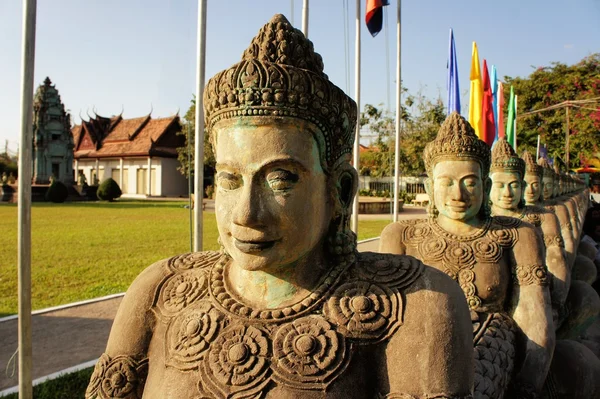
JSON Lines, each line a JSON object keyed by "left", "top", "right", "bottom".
{"left": 97, "top": 178, "right": 122, "bottom": 201}
{"left": 0, "top": 367, "right": 93, "bottom": 399}
{"left": 45, "top": 181, "right": 69, "bottom": 203}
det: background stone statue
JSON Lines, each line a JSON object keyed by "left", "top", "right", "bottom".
{"left": 85, "top": 15, "right": 474, "bottom": 399}
{"left": 489, "top": 142, "right": 569, "bottom": 326}
{"left": 379, "top": 113, "right": 554, "bottom": 399}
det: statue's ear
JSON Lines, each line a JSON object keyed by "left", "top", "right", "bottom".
{"left": 483, "top": 177, "right": 492, "bottom": 197}
{"left": 424, "top": 177, "right": 433, "bottom": 198}
{"left": 337, "top": 168, "right": 358, "bottom": 209}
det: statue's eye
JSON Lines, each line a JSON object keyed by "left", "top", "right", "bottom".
{"left": 492, "top": 182, "right": 503, "bottom": 188}
{"left": 438, "top": 178, "right": 452, "bottom": 187}
{"left": 267, "top": 169, "right": 299, "bottom": 192}
{"left": 510, "top": 182, "right": 521, "bottom": 189}
{"left": 217, "top": 172, "right": 241, "bottom": 191}
{"left": 464, "top": 179, "right": 478, "bottom": 188}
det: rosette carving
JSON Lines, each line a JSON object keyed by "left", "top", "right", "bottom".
{"left": 272, "top": 315, "right": 349, "bottom": 389}
{"left": 167, "top": 251, "right": 222, "bottom": 272}
{"left": 85, "top": 354, "right": 148, "bottom": 399}
{"left": 324, "top": 281, "right": 401, "bottom": 342}
{"left": 402, "top": 223, "right": 432, "bottom": 245}
{"left": 456, "top": 270, "right": 481, "bottom": 310}
{"left": 513, "top": 264, "right": 549, "bottom": 286}
{"left": 443, "top": 241, "right": 476, "bottom": 268}
{"left": 165, "top": 301, "right": 223, "bottom": 370}
{"left": 201, "top": 324, "right": 271, "bottom": 398}
{"left": 156, "top": 269, "right": 209, "bottom": 315}
{"left": 417, "top": 236, "right": 447, "bottom": 263}
{"left": 488, "top": 225, "right": 518, "bottom": 248}
{"left": 523, "top": 211, "right": 542, "bottom": 227}
{"left": 472, "top": 237, "right": 503, "bottom": 264}
{"left": 356, "top": 254, "right": 424, "bottom": 289}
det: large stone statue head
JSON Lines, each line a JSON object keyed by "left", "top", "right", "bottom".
{"left": 521, "top": 150, "right": 543, "bottom": 205}
{"left": 537, "top": 157, "right": 556, "bottom": 201}
{"left": 553, "top": 164, "right": 565, "bottom": 196}
{"left": 490, "top": 137, "right": 526, "bottom": 211}
{"left": 422, "top": 112, "right": 491, "bottom": 222}
{"left": 203, "top": 14, "right": 358, "bottom": 272}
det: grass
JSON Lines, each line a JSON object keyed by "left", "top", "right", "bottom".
{"left": 0, "top": 367, "right": 93, "bottom": 399}
{"left": 0, "top": 201, "right": 390, "bottom": 316}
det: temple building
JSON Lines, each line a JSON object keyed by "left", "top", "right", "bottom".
{"left": 32, "top": 77, "right": 75, "bottom": 184}
{"left": 71, "top": 112, "right": 187, "bottom": 198}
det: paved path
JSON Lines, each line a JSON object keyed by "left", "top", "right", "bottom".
{"left": 0, "top": 208, "right": 426, "bottom": 392}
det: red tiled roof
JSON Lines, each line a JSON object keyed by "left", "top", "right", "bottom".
{"left": 72, "top": 114, "right": 181, "bottom": 159}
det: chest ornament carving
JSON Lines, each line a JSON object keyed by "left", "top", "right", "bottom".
{"left": 151, "top": 251, "right": 423, "bottom": 398}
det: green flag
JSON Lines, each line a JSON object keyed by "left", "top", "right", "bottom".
{"left": 506, "top": 86, "right": 515, "bottom": 148}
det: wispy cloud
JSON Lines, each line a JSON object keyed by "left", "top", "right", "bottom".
{"left": 564, "top": 44, "right": 574, "bottom": 49}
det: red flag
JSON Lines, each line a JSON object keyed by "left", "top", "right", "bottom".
{"left": 481, "top": 60, "right": 495, "bottom": 146}
{"left": 366, "top": 0, "right": 389, "bottom": 37}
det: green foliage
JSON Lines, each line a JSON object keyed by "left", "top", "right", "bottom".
{"left": 0, "top": 154, "right": 17, "bottom": 177}
{"left": 359, "top": 90, "right": 445, "bottom": 177}
{"left": 176, "top": 96, "right": 216, "bottom": 176}
{"left": 504, "top": 54, "right": 600, "bottom": 168}
{"left": 0, "top": 367, "right": 94, "bottom": 399}
{"left": 45, "top": 180, "right": 68, "bottom": 203}
{"left": 97, "top": 178, "right": 122, "bottom": 201}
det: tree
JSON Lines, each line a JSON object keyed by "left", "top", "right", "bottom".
{"left": 176, "top": 96, "right": 215, "bottom": 176}
{"left": 504, "top": 54, "right": 600, "bottom": 168}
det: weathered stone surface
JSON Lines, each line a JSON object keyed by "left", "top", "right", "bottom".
{"left": 380, "top": 113, "right": 554, "bottom": 399}
{"left": 86, "top": 15, "right": 474, "bottom": 399}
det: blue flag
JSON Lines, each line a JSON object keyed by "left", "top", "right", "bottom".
{"left": 447, "top": 28, "right": 460, "bottom": 115}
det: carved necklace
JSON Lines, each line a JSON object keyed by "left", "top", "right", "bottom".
{"left": 209, "top": 254, "right": 354, "bottom": 323}
{"left": 428, "top": 217, "right": 492, "bottom": 242}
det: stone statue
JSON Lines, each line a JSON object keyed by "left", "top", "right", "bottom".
{"left": 86, "top": 15, "right": 474, "bottom": 399}
{"left": 489, "top": 143, "right": 569, "bottom": 327}
{"left": 379, "top": 113, "right": 554, "bottom": 399}
{"left": 537, "top": 158, "right": 576, "bottom": 269}
{"left": 77, "top": 170, "right": 87, "bottom": 186}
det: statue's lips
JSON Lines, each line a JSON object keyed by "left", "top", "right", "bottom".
{"left": 446, "top": 203, "right": 468, "bottom": 212}
{"left": 233, "top": 238, "right": 278, "bottom": 253}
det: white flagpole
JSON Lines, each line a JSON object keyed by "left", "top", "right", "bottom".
{"left": 302, "top": 0, "right": 309, "bottom": 37}
{"left": 536, "top": 135, "right": 541, "bottom": 160}
{"left": 18, "top": 0, "right": 37, "bottom": 397}
{"left": 393, "top": 0, "right": 401, "bottom": 222}
{"left": 351, "top": 0, "right": 361, "bottom": 234}
{"left": 194, "top": 0, "right": 207, "bottom": 252}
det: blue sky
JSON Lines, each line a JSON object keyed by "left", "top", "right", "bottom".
{"left": 0, "top": 0, "right": 598, "bottom": 152}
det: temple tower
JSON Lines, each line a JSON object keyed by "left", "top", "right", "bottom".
{"left": 32, "top": 77, "right": 74, "bottom": 184}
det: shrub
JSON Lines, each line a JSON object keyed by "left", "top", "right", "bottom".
{"left": 45, "top": 181, "right": 69, "bottom": 203}
{"left": 97, "top": 178, "right": 122, "bottom": 201}
{"left": 205, "top": 184, "right": 214, "bottom": 199}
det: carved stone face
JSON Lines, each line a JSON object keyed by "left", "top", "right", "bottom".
{"left": 542, "top": 176, "right": 555, "bottom": 200}
{"left": 214, "top": 118, "right": 331, "bottom": 271}
{"left": 523, "top": 173, "right": 542, "bottom": 204}
{"left": 490, "top": 171, "right": 522, "bottom": 210}
{"left": 432, "top": 160, "right": 483, "bottom": 222}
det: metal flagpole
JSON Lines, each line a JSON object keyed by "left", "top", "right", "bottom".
{"left": 18, "top": 0, "right": 37, "bottom": 397}
{"left": 194, "top": 0, "right": 207, "bottom": 252}
{"left": 565, "top": 104, "right": 570, "bottom": 168}
{"left": 392, "top": 0, "right": 401, "bottom": 222}
{"left": 536, "top": 135, "right": 541, "bottom": 160}
{"left": 302, "top": 0, "right": 309, "bottom": 38}
{"left": 351, "top": 0, "right": 361, "bottom": 234}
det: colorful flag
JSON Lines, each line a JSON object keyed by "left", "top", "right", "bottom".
{"left": 506, "top": 85, "right": 516, "bottom": 148}
{"left": 497, "top": 81, "right": 505, "bottom": 138}
{"left": 447, "top": 28, "right": 460, "bottom": 115}
{"left": 490, "top": 65, "right": 498, "bottom": 144}
{"left": 468, "top": 42, "right": 483, "bottom": 140}
{"left": 539, "top": 143, "right": 548, "bottom": 160}
{"left": 481, "top": 60, "right": 495, "bottom": 146}
{"left": 365, "top": 0, "right": 390, "bottom": 37}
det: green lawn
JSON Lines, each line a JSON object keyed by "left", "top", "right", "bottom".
{"left": 0, "top": 201, "right": 389, "bottom": 316}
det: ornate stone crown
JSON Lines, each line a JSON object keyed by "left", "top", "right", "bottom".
{"left": 521, "top": 151, "right": 543, "bottom": 178}
{"left": 423, "top": 112, "right": 491, "bottom": 177}
{"left": 490, "top": 137, "right": 525, "bottom": 177}
{"left": 203, "top": 14, "right": 357, "bottom": 168}
{"left": 537, "top": 157, "right": 556, "bottom": 179}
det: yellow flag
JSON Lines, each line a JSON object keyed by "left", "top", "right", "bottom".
{"left": 469, "top": 42, "right": 483, "bottom": 140}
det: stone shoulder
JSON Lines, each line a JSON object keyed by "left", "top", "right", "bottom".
{"left": 353, "top": 252, "right": 425, "bottom": 291}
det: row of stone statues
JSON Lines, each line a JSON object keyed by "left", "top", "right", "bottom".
{"left": 85, "top": 14, "right": 598, "bottom": 398}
